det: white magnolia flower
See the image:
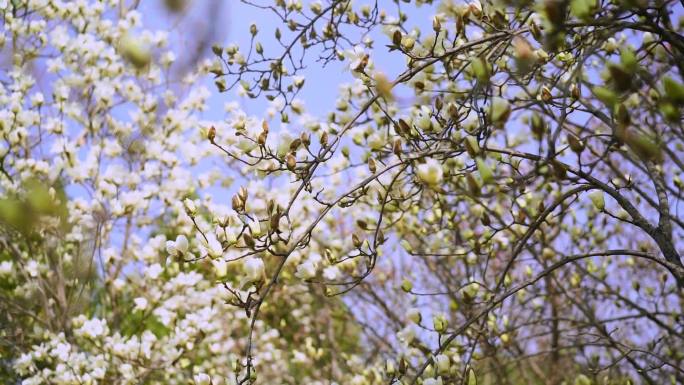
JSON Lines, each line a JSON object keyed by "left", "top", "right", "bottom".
{"left": 166, "top": 234, "right": 189, "bottom": 256}
{"left": 193, "top": 373, "right": 211, "bottom": 385}
{"left": 212, "top": 259, "right": 228, "bottom": 278}
{"left": 322, "top": 266, "right": 340, "bottom": 280}
{"left": 77, "top": 318, "right": 107, "bottom": 339}
{"left": 133, "top": 297, "right": 148, "bottom": 311}
{"left": 397, "top": 325, "right": 415, "bottom": 345}
{"left": 247, "top": 218, "right": 262, "bottom": 237}
{"left": 183, "top": 198, "right": 197, "bottom": 215}
{"left": 416, "top": 158, "right": 443, "bottom": 186}
{"left": 435, "top": 354, "right": 450, "bottom": 374}
{"left": 145, "top": 263, "right": 163, "bottom": 279}
{"left": 243, "top": 257, "right": 265, "bottom": 282}
{"left": 424, "top": 378, "right": 443, "bottom": 385}
{"left": 407, "top": 307, "right": 421, "bottom": 324}
{"left": 204, "top": 233, "right": 223, "bottom": 258}
{"left": 0, "top": 260, "right": 13, "bottom": 276}
{"left": 295, "top": 260, "right": 317, "bottom": 280}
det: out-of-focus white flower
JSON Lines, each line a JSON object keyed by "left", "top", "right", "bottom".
{"left": 244, "top": 257, "right": 265, "bottom": 282}
{"left": 145, "top": 263, "right": 163, "bottom": 279}
{"left": 407, "top": 307, "right": 421, "bottom": 324}
{"left": 213, "top": 259, "right": 228, "bottom": 278}
{"left": 295, "top": 260, "right": 317, "bottom": 280}
{"left": 0, "top": 261, "right": 13, "bottom": 276}
{"left": 204, "top": 233, "right": 223, "bottom": 258}
{"left": 424, "top": 378, "right": 443, "bottom": 385}
{"left": 433, "top": 313, "right": 448, "bottom": 333}
{"left": 166, "top": 234, "right": 189, "bottom": 256}
{"left": 292, "top": 350, "right": 308, "bottom": 364}
{"left": 248, "top": 218, "right": 262, "bottom": 237}
{"left": 26, "top": 260, "right": 40, "bottom": 278}
{"left": 193, "top": 373, "right": 211, "bottom": 385}
{"left": 397, "top": 325, "right": 415, "bottom": 345}
{"left": 435, "top": 354, "right": 450, "bottom": 374}
{"left": 417, "top": 158, "right": 443, "bottom": 186}
{"left": 76, "top": 318, "right": 108, "bottom": 339}
{"left": 133, "top": 297, "right": 148, "bottom": 311}
{"left": 183, "top": 198, "right": 197, "bottom": 215}
{"left": 322, "top": 266, "right": 340, "bottom": 280}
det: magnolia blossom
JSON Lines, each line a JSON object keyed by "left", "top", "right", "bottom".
{"left": 3, "top": 0, "right": 678, "bottom": 384}
{"left": 397, "top": 325, "right": 415, "bottom": 345}
{"left": 166, "top": 234, "right": 189, "bottom": 256}
{"left": 243, "top": 257, "right": 266, "bottom": 283}
{"left": 424, "top": 378, "right": 443, "bottom": 385}
{"left": 0, "top": 261, "right": 12, "bottom": 276}
{"left": 193, "top": 373, "right": 211, "bottom": 385}
{"left": 416, "top": 158, "right": 443, "bottom": 186}
{"left": 295, "top": 260, "right": 317, "bottom": 280}
{"left": 435, "top": 354, "right": 450, "bottom": 374}
{"left": 322, "top": 266, "right": 340, "bottom": 280}
{"left": 183, "top": 198, "right": 197, "bottom": 215}
{"left": 202, "top": 233, "right": 223, "bottom": 258}
{"left": 145, "top": 263, "right": 163, "bottom": 279}
{"left": 407, "top": 307, "right": 421, "bottom": 324}
{"left": 133, "top": 297, "right": 148, "bottom": 311}
{"left": 76, "top": 318, "right": 108, "bottom": 339}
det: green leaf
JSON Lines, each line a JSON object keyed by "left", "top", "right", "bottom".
{"left": 624, "top": 132, "right": 662, "bottom": 162}
{"left": 574, "top": 374, "right": 592, "bottom": 385}
{"left": 663, "top": 76, "right": 684, "bottom": 106}
{"left": 570, "top": 0, "right": 597, "bottom": 20}
{"left": 620, "top": 47, "right": 638, "bottom": 74}
{"left": 592, "top": 86, "right": 618, "bottom": 108}
{"left": 467, "top": 367, "right": 477, "bottom": 385}
{"left": 401, "top": 278, "right": 413, "bottom": 292}
{"left": 588, "top": 191, "right": 605, "bottom": 210}
{"left": 490, "top": 98, "right": 511, "bottom": 128}
{"left": 471, "top": 57, "right": 491, "bottom": 84}
{"left": 660, "top": 102, "right": 681, "bottom": 122}
{"left": 476, "top": 158, "right": 494, "bottom": 184}
{"left": 146, "top": 316, "right": 171, "bottom": 338}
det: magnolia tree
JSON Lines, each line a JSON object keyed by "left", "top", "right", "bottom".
{"left": 1, "top": 0, "right": 684, "bottom": 384}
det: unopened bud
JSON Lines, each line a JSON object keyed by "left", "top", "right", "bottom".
{"left": 207, "top": 125, "right": 216, "bottom": 143}
{"left": 232, "top": 195, "right": 243, "bottom": 212}
{"left": 368, "top": 157, "right": 377, "bottom": 173}
{"left": 183, "top": 198, "right": 197, "bottom": 216}
{"left": 352, "top": 233, "right": 362, "bottom": 248}
{"left": 300, "top": 132, "right": 310, "bottom": 146}
{"left": 570, "top": 83, "right": 580, "bottom": 100}
{"left": 432, "top": 17, "right": 441, "bottom": 32}
{"left": 392, "top": 30, "right": 402, "bottom": 46}
{"left": 286, "top": 153, "right": 296, "bottom": 171}
{"left": 393, "top": 138, "right": 402, "bottom": 156}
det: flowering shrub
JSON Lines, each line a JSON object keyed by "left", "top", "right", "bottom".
{"left": 2, "top": 0, "right": 684, "bottom": 385}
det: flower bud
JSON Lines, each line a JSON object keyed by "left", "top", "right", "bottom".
{"left": 435, "top": 354, "right": 450, "bottom": 374}
{"left": 588, "top": 191, "right": 605, "bottom": 210}
{"left": 183, "top": 198, "right": 197, "bottom": 216}
{"left": 193, "top": 373, "right": 211, "bottom": 385}
{"left": 400, "top": 278, "right": 413, "bottom": 293}
{"left": 433, "top": 17, "right": 442, "bottom": 32}
{"left": 368, "top": 157, "right": 377, "bottom": 173}
{"left": 407, "top": 307, "right": 422, "bottom": 324}
{"left": 207, "top": 125, "right": 216, "bottom": 143}
{"left": 433, "top": 314, "right": 448, "bottom": 333}
{"left": 416, "top": 158, "right": 443, "bottom": 187}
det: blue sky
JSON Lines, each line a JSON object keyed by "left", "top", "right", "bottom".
{"left": 141, "top": 0, "right": 439, "bottom": 117}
